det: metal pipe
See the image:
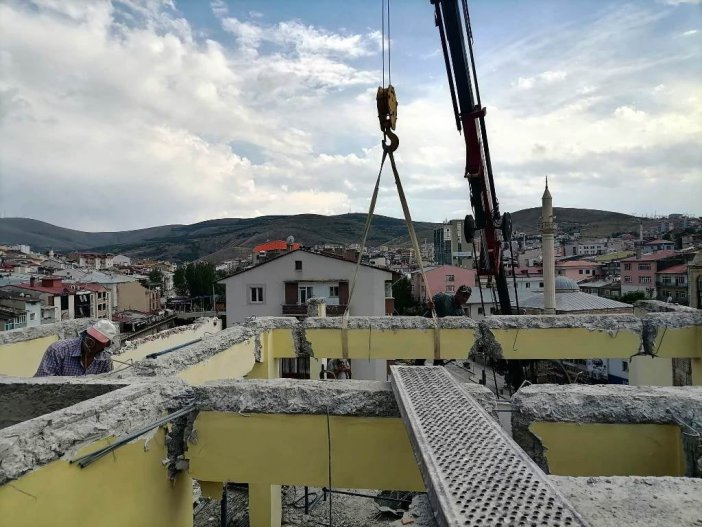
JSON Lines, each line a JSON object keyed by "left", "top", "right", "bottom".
{"left": 71, "top": 404, "right": 196, "bottom": 468}
{"left": 145, "top": 338, "right": 202, "bottom": 359}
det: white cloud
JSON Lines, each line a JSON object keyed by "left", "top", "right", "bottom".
{"left": 0, "top": 0, "right": 700, "bottom": 235}
{"left": 682, "top": 29, "right": 698, "bottom": 35}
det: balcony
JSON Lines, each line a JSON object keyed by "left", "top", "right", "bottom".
{"left": 281, "top": 303, "right": 347, "bottom": 316}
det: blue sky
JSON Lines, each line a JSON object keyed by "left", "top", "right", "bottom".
{"left": 0, "top": 0, "right": 700, "bottom": 231}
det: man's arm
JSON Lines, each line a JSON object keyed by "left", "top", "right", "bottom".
{"left": 34, "top": 345, "right": 61, "bottom": 377}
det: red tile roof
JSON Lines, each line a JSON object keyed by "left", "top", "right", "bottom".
{"left": 622, "top": 250, "right": 675, "bottom": 262}
{"left": 253, "top": 240, "right": 301, "bottom": 253}
{"left": 657, "top": 264, "right": 687, "bottom": 274}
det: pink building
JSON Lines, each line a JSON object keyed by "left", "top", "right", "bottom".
{"left": 555, "top": 260, "right": 603, "bottom": 282}
{"left": 411, "top": 265, "right": 477, "bottom": 302}
{"left": 620, "top": 250, "right": 676, "bottom": 297}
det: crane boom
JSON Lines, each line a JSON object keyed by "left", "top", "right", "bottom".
{"left": 431, "top": 0, "right": 513, "bottom": 316}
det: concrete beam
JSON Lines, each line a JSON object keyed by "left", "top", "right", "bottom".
{"left": 0, "top": 318, "right": 96, "bottom": 345}
{"left": 0, "top": 379, "right": 192, "bottom": 484}
{"left": 194, "top": 378, "right": 496, "bottom": 418}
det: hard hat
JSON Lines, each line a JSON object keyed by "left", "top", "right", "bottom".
{"left": 87, "top": 319, "right": 118, "bottom": 345}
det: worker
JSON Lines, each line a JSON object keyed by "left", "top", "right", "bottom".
{"left": 417, "top": 284, "right": 472, "bottom": 366}
{"left": 327, "top": 358, "right": 352, "bottom": 379}
{"left": 35, "top": 319, "right": 118, "bottom": 376}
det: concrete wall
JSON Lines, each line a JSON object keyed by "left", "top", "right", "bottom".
{"left": 512, "top": 385, "right": 702, "bottom": 477}
{"left": 118, "top": 317, "right": 221, "bottom": 365}
{"left": 222, "top": 251, "right": 392, "bottom": 324}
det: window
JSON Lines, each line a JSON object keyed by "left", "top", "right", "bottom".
{"left": 30, "top": 313, "right": 36, "bottom": 320}
{"left": 295, "top": 260, "right": 302, "bottom": 270}
{"left": 446, "top": 285, "right": 455, "bottom": 292}
{"left": 299, "top": 286, "right": 314, "bottom": 304}
{"left": 446, "top": 274, "right": 455, "bottom": 282}
{"left": 676, "top": 291, "right": 686, "bottom": 299}
{"left": 585, "top": 269, "right": 591, "bottom": 274}
{"left": 579, "top": 270, "right": 583, "bottom": 274}
{"left": 329, "top": 286, "right": 339, "bottom": 297}
{"left": 639, "top": 276, "right": 651, "bottom": 284}
{"left": 624, "top": 275, "right": 631, "bottom": 283}
{"left": 539, "top": 282, "right": 544, "bottom": 288}
{"left": 662, "top": 277, "right": 672, "bottom": 285}
{"left": 249, "top": 286, "right": 264, "bottom": 303}
{"left": 638, "top": 263, "right": 651, "bottom": 271}
{"left": 675, "top": 277, "right": 686, "bottom": 286}
{"left": 624, "top": 263, "right": 631, "bottom": 271}
{"left": 622, "top": 361, "right": 628, "bottom": 372}
{"left": 525, "top": 283, "right": 531, "bottom": 288}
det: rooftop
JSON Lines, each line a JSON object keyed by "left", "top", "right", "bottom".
{"left": 658, "top": 263, "right": 687, "bottom": 274}
{"left": 622, "top": 250, "right": 676, "bottom": 262}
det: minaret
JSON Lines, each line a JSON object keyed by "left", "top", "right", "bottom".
{"left": 541, "top": 178, "right": 556, "bottom": 314}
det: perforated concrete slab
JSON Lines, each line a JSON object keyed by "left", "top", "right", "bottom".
{"left": 390, "top": 366, "right": 590, "bottom": 527}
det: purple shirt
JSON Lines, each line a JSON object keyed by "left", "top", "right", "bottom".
{"left": 34, "top": 336, "right": 113, "bottom": 376}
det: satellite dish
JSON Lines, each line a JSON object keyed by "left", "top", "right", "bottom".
{"left": 286, "top": 235, "right": 295, "bottom": 245}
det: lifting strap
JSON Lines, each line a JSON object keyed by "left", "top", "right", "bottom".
{"left": 341, "top": 129, "right": 441, "bottom": 361}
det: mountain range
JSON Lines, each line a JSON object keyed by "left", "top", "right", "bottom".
{"left": 0, "top": 208, "right": 642, "bottom": 262}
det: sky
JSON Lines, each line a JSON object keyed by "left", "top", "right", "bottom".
{"left": 0, "top": 0, "right": 700, "bottom": 232}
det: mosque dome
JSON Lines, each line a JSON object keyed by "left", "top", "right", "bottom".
{"left": 555, "top": 276, "right": 580, "bottom": 293}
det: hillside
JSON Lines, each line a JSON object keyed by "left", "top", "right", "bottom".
{"left": 0, "top": 215, "right": 437, "bottom": 262}
{"left": 511, "top": 207, "right": 641, "bottom": 237}
{"left": 0, "top": 208, "right": 644, "bottom": 262}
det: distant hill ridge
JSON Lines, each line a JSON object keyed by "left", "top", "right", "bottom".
{"left": 0, "top": 208, "right": 641, "bottom": 262}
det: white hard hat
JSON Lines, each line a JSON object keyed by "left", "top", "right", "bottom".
{"left": 87, "top": 319, "right": 118, "bottom": 345}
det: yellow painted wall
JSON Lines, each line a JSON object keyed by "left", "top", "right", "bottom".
{"left": 119, "top": 321, "right": 222, "bottom": 364}
{"left": 0, "top": 429, "right": 192, "bottom": 527}
{"left": 301, "top": 328, "right": 473, "bottom": 360}
{"left": 530, "top": 422, "right": 685, "bottom": 477}
{"left": 177, "top": 339, "right": 256, "bottom": 385}
{"left": 629, "top": 356, "right": 674, "bottom": 386}
{"left": 0, "top": 335, "right": 58, "bottom": 377}
{"left": 654, "top": 326, "right": 702, "bottom": 359}
{"left": 246, "top": 331, "right": 278, "bottom": 379}
{"left": 492, "top": 327, "right": 642, "bottom": 360}
{"left": 189, "top": 412, "right": 424, "bottom": 491}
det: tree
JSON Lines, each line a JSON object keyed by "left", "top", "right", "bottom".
{"left": 619, "top": 291, "right": 646, "bottom": 304}
{"left": 148, "top": 268, "right": 164, "bottom": 288}
{"left": 392, "top": 276, "right": 420, "bottom": 315}
{"left": 173, "top": 266, "right": 188, "bottom": 296}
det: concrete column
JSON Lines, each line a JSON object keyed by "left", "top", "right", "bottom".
{"left": 691, "top": 359, "right": 702, "bottom": 386}
{"left": 629, "top": 356, "right": 674, "bottom": 386}
{"left": 248, "top": 483, "right": 282, "bottom": 527}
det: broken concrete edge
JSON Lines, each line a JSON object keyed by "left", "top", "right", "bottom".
{"left": 480, "top": 314, "right": 643, "bottom": 335}
{"left": 0, "top": 318, "right": 96, "bottom": 345}
{"left": 118, "top": 317, "right": 220, "bottom": 354}
{"left": 512, "top": 384, "right": 702, "bottom": 427}
{"left": 0, "top": 378, "right": 193, "bottom": 485}
{"left": 302, "top": 316, "right": 479, "bottom": 330}
{"left": 511, "top": 384, "right": 702, "bottom": 476}
{"left": 642, "top": 311, "right": 702, "bottom": 329}
{"left": 193, "top": 377, "right": 497, "bottom": 419}
{"left": 635, "top": 299, "right": 699, "bottom": 313}
{"left": 114, "top": 324, "right": 260, "bottom": 378}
